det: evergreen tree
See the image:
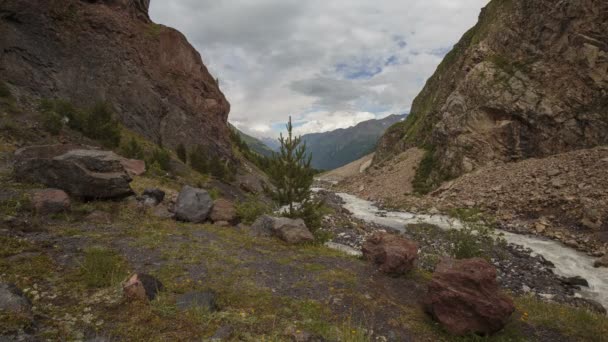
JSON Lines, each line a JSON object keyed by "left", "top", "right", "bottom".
{"left": 176, "top": 143, "right": 188, "bottom": 163}
{"left": 266, "top": 116, "right": 316, "bottom": 216}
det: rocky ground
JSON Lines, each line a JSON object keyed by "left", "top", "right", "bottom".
{"left": 316, "top": 191, "right": 606, "bottom": 316}
{"left": 332, "top": 147, "right": 608, "bottom": 258}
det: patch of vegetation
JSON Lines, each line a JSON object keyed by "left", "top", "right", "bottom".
{"left": 79, "top": 247, "right": 128, "bottom": 288}
{"left": 39, "top": 99, "right": 122, "bottom": 148}
{"left": 148, "top": 148, "right": 172, "bottom": 173}
{"left": 0, "top": 81, "right": 11, "bottom": 98}
{"left": 120, "top": 137, "right": 145, "bottom": 159}
{"left": 412, "top": 147, "right": 451, "bottom": 195}
{"left": 147, "top": 23, "right": 163, "bottom": 38}
{"left": 188, "top": 145, "right": 236, "bottom": 182}
{"left": 448, "top": 221, "right": 497, "bottom": 260}
{"left": 0, "top": 192, "right": 32, "bottom": 217}
{"left": 235, "top": 195, "right": 273, "bottom": 224}
{"left": 229, "top": 127, "right": 273, "bottom": 173}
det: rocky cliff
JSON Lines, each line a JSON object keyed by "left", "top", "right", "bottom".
{"left": 0, "top": 0, "right": 231, "bottom": 157}
{"left": 376, "top": 0, "right": 608, "bottom": 191}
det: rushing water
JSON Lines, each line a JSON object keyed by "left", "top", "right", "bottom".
{"left": 335, "top": 192, "right": 608, "bottom": 309}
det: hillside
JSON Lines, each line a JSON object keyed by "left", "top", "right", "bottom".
{"left": 302, "top": 114, "right": 406, "bottom": 170}
{"left": 232, "top": 126, "right": 276, "bottom": 157}
{"left": 376, "top": 0, "right": 608, "bottom": 192}
{"left": 0, "top": 0, "right": 232, "bottom": 159}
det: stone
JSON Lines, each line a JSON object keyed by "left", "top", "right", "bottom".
{"left": 362, "top": 232, "right": 418, "bottom": 275}
{"left": 0, "top": 283, "right": 31, "bottom": 315}
{"left": 141, "top": 188, "right": 165, "bottom": 206}
{"left": 547, "top": 168, "right": 561, "bottom": 177}
{"left": 31, "top": 189, "right": 70, "bottom": 215}
{"left": 424, "top": 258, "right": 515, "bottom": 336}
{"left": 176, "top": 291, "right": 218, "bottom": 312}
{"left": 593, "top": 255, "right": 608, "bottom": 268}
{"left": 120, "top": 158, "right": 146, "bottom": 176}
{"left": 561, "top": 276, "right": 589, "bottom": 287}
{"left": 174, "top": 186, "right": 213, "bottom": 223}
{"left": 14, "top": 145, "right": 134, "bottom": 199}
{"left": 151, "top": 205, "right": 174, "bottom": 220}
{"left": 123, "top": 274, "right": 163, "bottom": 301}
{"left": 250, "top": 215, "right": 315, "bottom": 244}
{"left": 209, "top": 199, "right": 237, "bottom": 223}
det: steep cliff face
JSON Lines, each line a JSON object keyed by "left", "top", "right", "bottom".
{"left": 376, "top": 0, "right": 608, "bottom": 191}
{"left": 0, "top": 0, "right": 232, "bottom": 157}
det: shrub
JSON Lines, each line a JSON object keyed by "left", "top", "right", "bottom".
{"left": 149, "top": 148, "right": 172, "bottom": 172}
{"left": 42, "top": 110, "right": 64, "bottom": 135}
{"left": 84, "top": 102, "right": 122, "bottom": 148}
{"left": 120, "top": 137, "right": 145, "bottom": 160}
{"left": 189, "top": 145, "right": 209, "bottom": 174}
{"left": 448, "top": 221, "right": 496, "bottom": 259}
{"left": 209, "top": 155, "right": 235, "bottom": 182}
{"left": 236, "top": 196, "right": 272, "bottom": 224}
{"left": 80, "top": 247, "right": 127, "bottom": 288}
{"left": 176, "top": 143, "right": 187, "bottom": 164}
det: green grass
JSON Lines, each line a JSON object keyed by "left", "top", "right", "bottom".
{"left": 79, "top": 247, "right": 128, "bottom": 288}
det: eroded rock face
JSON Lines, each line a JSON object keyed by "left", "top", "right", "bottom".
{"left": 425, "top": 258, "right": 515, "bottom": 336}
{"left": 251, "top": 215, "right": 314, "bottom": 244}
{"left": 376, "top": 0, "right": 608, "bottom": 189}
{"left": 362, "top": 232, "right": 418, "bottom": 275}
{"left": 0, "top": 0, "right": 232, "bottom": 159}
{"left": 174, "top": 186, "right": 213, "bottom": 223}
{"left": 14, "top": 145, "right": 134, "bottom": 199}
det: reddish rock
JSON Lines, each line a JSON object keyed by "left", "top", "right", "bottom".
{"left": 31, "top": 189, "right": 70, "bottom": 215}
{"left": 362, "top": 232, "right": 418, "bottom": 275}
{"left": 425, "top": 258, "right": 515, "bottom": 336}
{"left": 210, "top": 199, "right": 236, "bottom": 223}
{"left": 123, "top": 273, "right": 163, "bottom": 301}
{"left": 120, "top": 159, "right": 146, "bottom": 177}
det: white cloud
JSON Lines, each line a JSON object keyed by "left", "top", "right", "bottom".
{"left": 294, "top": 111, "right": 377, "bottom": 135}
{"left": 149, "top": 0, "right": 488, "bottom": 137}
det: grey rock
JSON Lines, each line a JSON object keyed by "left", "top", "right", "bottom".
{"left": 141, "top": 188, "right": 165, "bottom": 206}
{"left": 250, "top": 215, "right": 314, "bottom": 244}
{"left": 561, "top": 276, "right": 589, "bottom": 288}
{"left": 14, "top": 145, "right": 134, "bottom": 199}
{"left": 174, "top": 186, "right": 213, "bottom": 223}
{"left": 176, "top": 291, "right": 218, "bottom": 312}
{"left": 0, "top": 283, "right": 31, "bottom": 315}
{"left": 593, "top": 255, "right": 608, "bottom": 268}
{"left": 210, "top": 325, "right": 233, "bottom": 341}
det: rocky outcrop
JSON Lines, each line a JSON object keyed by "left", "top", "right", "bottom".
{"left": 376, "top": 0, "right": 608, "bottom": 191}
{"left": 251, "top": 215, "right": 315, "bottom": 244}
{"left": 123, "top": 273, "right": 163, "bottom": 301}
{"left": 0, "top": 0, "right": 232, "bottom": 158}
{"left": 425, "top": 258, "right": 515, "bottom": 336}
{"left": 14, "top": 145, "right": 134, "bottom": 199}
{"left": 174, "top": 186, "right": 213, "bottom": 223}
{"left": 362, "top": 232, "right": 418, "bottom": 275}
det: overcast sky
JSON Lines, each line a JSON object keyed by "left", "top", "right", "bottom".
{"left": 150, "top": 1, "right": 488, "bottom": 137}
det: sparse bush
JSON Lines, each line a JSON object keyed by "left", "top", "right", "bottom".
{"left": 176, "top": 143, "right": 187, "bottom": 164}
{"left": 80, "top": 247, "right": 127, "bottom": 288}
{"left": 84, "top": 102, "right": 122, "bottom": 148}
{"left": 208, "top": 187, "right": 220, "bottom": 200}
{"left": 236, "top": 196, "right": 272, "bottom": 224}
{"left": 189, "top": 145, "right": 209, "bottom": 174}
{"left": 448, "top": 221, "right": 496, "bottom": 259}
{"left": 41, "top": 109, "right": 63, "bottom": 135}
{"left": 120, "top": 137, "right": 145, "bottom": 160}
{"left": 149, "top": 148, "right": 171, "bottom": 172}
{"left": 209, "top": 155, "right": 235, "bottom": 182}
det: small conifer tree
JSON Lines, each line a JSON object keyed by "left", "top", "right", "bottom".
{"left": 265, "top": 116, "right": 316, "bottom": 216}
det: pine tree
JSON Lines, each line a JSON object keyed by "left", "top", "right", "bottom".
{"left": 266, "top": 116, "right": 316, "bottom": 216}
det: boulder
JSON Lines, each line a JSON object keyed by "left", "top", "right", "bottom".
{"left": 176, "top": 291, "right": 218, "bottom": 312}
{"left": 209, "top": 199, "right": 236, "bottom": 223}
{"left": 560, "top": 276, "right": 589, "bottom": 288}
{"left": 123, "top": 273, "right": 163, "bottom": 301}
{"left": 424, "top": 258, "right": 515, "bottom": 336}
{"left": 594, "top": 255, "right": 608, "bottom": 268}
{"left": 31, "top": 189, "right": 70, "bottom": 215}
{"left": 174, "top": 186, "right": 213, "bottom": 223}
{"left": 0, "top": 283, "right": 31, "bottom": 315}
{"left": 151, "top": 205, "right": 174, "bottom": 220}
{"left": 250, "top": 215, "right": 314, "bottom": 244}
{"left": 14, "top": 145, "right": 134, "bottom": 199}
{"left": 362, "top": 232, "right": 418, "bottom": 275}
{"left": 141, "top": 188, "right": 165, "bottom": 207}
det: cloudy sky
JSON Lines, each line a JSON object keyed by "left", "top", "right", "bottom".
{"left": 150, "top": 1, "right": 488, "bottom": 137}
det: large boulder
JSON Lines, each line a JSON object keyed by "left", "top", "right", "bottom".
{"left": 14, "top": 145, "right": 134, "bottom": 199}
{"left": 594, "top": 255, "right": 608, "bottom": 268}
{"left": 251, "top": 215, "right": 314, "bottom": 244}
{"left": 362, "top": 232, "right": 418, "bottom": 275}
{"left": 209, "top": 199, "right": 237, "bottom": 223}
{"left": 31, "top": 189, "right": 70, "bottom": 215}
{"left": 174, "top": 186, "right": 213, "bottom": 223}
{"left": 425, "top": 258, "right": 515, "bottom": 336}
